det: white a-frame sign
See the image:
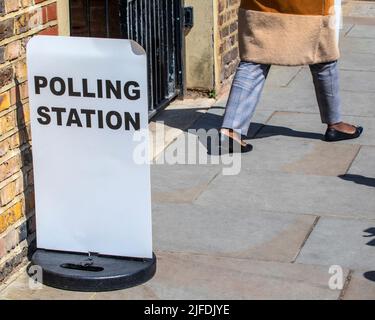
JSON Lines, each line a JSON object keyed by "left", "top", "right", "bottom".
{"left": 27, "top": 36, "right": 152, "bottom": 259}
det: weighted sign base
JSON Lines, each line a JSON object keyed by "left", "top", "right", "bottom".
{"left": 30, "top": 249, "right": 156, "bottom": 292}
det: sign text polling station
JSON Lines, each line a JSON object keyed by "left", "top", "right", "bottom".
{"left": 33, "top": 76, "right": 142, "bottom": 130}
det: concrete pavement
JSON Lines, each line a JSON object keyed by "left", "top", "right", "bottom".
{"left": 1, "top": 0, "right": 375, "bottom": 300}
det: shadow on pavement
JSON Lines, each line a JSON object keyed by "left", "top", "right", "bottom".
{"left": 251, "top": 124, "right": 324, "bottom": 141}
{"left": 159, "top": 107, "right": 325, "bottom": 156}
{"left": 364, "top": 271, "right": 375, "bottom": 282}
{"left": 363, "top": 228, "right": 375, "bottom": 282}
{"left": 339, "top": 174, "right": 375, "bottom": 188}
{"left": 364, "top": 228, "right": 375, "bottom": 247}
{"left": 158, "top": 107, "right": 324, "bottom": 141}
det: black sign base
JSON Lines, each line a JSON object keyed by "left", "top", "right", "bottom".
{"left": 29, "top": 249, "right": 156, "bottom": 292}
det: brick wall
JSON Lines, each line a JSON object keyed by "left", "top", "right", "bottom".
{"left": 217, "top": 0, "right": 240, "bottom": 87}
{"left": 0, "top": 0, "right": 58, "bottom": 282}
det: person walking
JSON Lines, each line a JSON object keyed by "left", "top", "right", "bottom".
{"left": 220, "top": 0, "right": 363, "bottom": 153}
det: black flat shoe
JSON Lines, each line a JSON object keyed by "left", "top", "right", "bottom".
{"left": 219, "top": 133, "right": 253, "bottom": 154}
{"left": 325, "top": 126, "right": 363, "bottom": 142}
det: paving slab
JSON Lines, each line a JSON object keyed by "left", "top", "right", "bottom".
{"left": 195, "top": 170, "right": 375, "bottom": 220}
{"left": 265, "top": 66, "right": 304, "bottom": 88}
{"left": 92, "top": 252, "right": 346, "bottom": 300}
{"left": 339, "top": 69, "right": 375, "bottom": 93}
{"left": 151, "top": 164, "right": 221, "bottom": 204}
{"left": 340, "top": 23, "right": 355, "bottom": 35}
{"left": 339, "top": 52, "right": 375, "bottom": 72}
{"left": 346, "top": 24, "right": 375, "bottom": 38}
{"left": 339, "top": 90, "right": 375, "bottom": 118}
{"left": 149, "top": 98, "right": 213, "bottom": 160}
{"left": 201, "top": 63, "right": 375, "bottom": 120}
{"left": 0, "top": 253, "right": 345, "bottom": 300}
{"left": 188, "top": 103, "right": 273, "bottom": 138}
{"left": 345, "top": 146, "right": 375, "bottom": 185}
{"left": 255, "top": 69, "right": 375, "bottom": 117}
{"left": 255, "top": 111, "right": 326, "bottom": 141}
{"left": 212, "top": 96, "right": 228, "bottom": 108}
{"left": 152, "top": 203, "right": 317, "bottom": 263}
{"left": 0, "top": 271, "right": 95, "bottom": 300}
{"left": 256, "top": 111, "right": 375, "bottom": 146}
{"left": 259, "top": 86, "right": 318, "bottom": 113}
{"left": 343, "top": 1, "right": 375, "bottom": 18}
{"left": 154, "top": 130, "right": 223, "bottom": 166}
{"left": 343, "top": 270, "right": 375, "bottom": 300}
{"left": 188, "top": 105, "right": 226, "bottom": 131}
{"left": 279, "top": 141, "right": 359, "bottom": 176}
{"left": 340, "top": 37, "right": 375, "bottom": 55}
{"left": 287, "top": 66, "right": 375, "bottom": 93}
{"left": 296, "top": 217, "right": 375, "bottom": 270}
{"left": 258, "top": 82, "right": 375, "bottom": 118}
{"left": 241, "top": 136, "right": 360, "bottom": 176}
{"left": 154, "top": 108, "right": 273, "bottom": 167}
{"left": 284, "top": 67, "right": 316, "bottom": 90}
{"left": 151, "top": 102, "right": 209, "bottom": 131}
{"left": 153, "top": 131, "right": 242, "bottom": 177}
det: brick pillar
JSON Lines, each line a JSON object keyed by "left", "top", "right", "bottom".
{"left": 216, "top": 0, "right": 240, "bottom": 89}
{"left": 0, "top": 0, "right": 59, "bottom": 283}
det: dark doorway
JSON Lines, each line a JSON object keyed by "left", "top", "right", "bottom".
{"left": 69, "top": 0, "right": 184, "bottom": 115}
{"left": 69, "top": 0, "right": 121, "bottom": 38}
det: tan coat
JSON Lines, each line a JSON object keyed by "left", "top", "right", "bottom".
{"left": 238, "top": 0, "right": 341, "bottom": 65}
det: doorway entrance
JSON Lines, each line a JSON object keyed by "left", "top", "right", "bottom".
{"left": 69, "top": 0, "right": 185, "bottom": 114}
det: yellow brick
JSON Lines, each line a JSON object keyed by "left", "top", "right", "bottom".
{"left": 5, "top": 0, "right": 20, "bottom": 13}
{"left": 9, "top": 133, "right": 20, "bottom": 149}
{"left": 0, "top": 201, "right": 23, "bottom": 234}
{"left": 5, "top": 41, "right": 22, "bottom": 61}
{"left": 21, "top": 0, "right": 33, "bottom": 8}
{"left": 0, "top": 134, "right": 21, "bottom": 159}
{"left": 0, "top": 139, "right": 10, "bottom": 158}
{"left": 0, "top": 155, "right": 21, "bottom": 181}
{"left": 0, "top": 111, "right": 16, "bottom": 136}
{"left": 15, "top": 60, "right": 27, "bottom": 81}
{"left": 0, "top": 92, "right": 11, "bottom": 113}
{"left": 15, "top": 176, "right": 24, "bottom": 195}
{"left": 0, "top": 181, "right": 16, "bottom": 207}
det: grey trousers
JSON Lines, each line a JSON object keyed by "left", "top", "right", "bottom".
{"left": 222, "top": 61, "right": 343, "bottom": 136}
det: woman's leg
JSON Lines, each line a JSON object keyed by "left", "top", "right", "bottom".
{"left": 310, "top": 61, "right": 342, "bottom": 124}
{"left": 309, "top": 61, "right": 359, "bottom": 135}
{"left": 221, "top": 61, "right": 271, "bottom": 139}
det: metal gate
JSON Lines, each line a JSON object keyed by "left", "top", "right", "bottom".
{"left": 69, "top": 0, "right": 184, "bottom": 114}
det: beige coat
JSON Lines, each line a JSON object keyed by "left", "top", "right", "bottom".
{"left": 238, "top": 0, "right": 341, "bottom": 65}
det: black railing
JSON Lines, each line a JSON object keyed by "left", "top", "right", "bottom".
{"left": 69, "top": 0, "right": 184, "bottom": 114}
{"left": 120, "top": 0, "right": 184, "bottom": 114}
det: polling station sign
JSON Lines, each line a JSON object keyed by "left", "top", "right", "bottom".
{"left": 27, "top": 36, "right": 152, "bottom": 259}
